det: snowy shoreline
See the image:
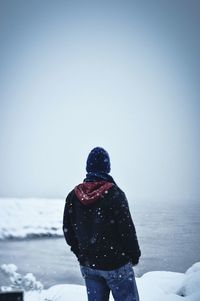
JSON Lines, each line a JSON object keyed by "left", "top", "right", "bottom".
{"left": 0, "top": 198, "right": 64, "bottom": 240}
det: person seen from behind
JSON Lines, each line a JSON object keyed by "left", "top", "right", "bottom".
{"left": 63, "top": 147, "right": 141, "bottom": 301}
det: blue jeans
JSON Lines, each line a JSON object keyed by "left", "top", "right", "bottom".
{"left": 80, "top": 262, "right": 140, "bottom": 301}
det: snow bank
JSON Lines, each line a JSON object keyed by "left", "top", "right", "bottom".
{"left": 0, "top": 198, "right": 64, "bottom": 239}
{"left": 137, "top": 262, "right": 200, "bottom": 301}
{"left": 1, "top": 262, "right": 200, "bottom": 301}
{"left": 178, "top": 262, "right": 200, "bottom": 299}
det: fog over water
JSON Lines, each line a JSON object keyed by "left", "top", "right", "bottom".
{"left": 0, "top": 0, "right": 200, "bottom": 204}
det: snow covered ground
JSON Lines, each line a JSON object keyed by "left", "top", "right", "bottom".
{"left": 0, "top": 198, "right": 64, "bottom": 239}
{"left": 1, "top": 262, "right": 200, "bottom": 301}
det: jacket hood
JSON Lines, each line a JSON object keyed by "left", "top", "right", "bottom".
{"left": 74, "top": 181, "right": 113, "bottom": 205}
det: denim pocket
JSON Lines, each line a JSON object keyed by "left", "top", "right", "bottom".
{"left": 108, "top": 263, "right": 134, "bottom": 281}
{"left": 80, "top": 265, "right": 89, "bottom": 278}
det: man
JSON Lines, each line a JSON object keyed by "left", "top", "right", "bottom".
{"left": 63, "top": 147, "right": 141, "bottom": 301}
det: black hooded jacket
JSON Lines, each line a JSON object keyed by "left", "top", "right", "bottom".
{"left": 63, "top": 181, "right": 141, "bottom": 270}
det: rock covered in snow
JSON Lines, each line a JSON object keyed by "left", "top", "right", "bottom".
{"left": 178, "top": 262, "right": 200, "bottom": 298}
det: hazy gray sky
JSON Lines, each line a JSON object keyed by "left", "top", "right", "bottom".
{"left": 0, "top": 0, "right": 200, "bottom": 203}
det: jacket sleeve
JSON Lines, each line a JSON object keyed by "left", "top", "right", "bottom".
{"left": 113, "top": 188, "right": 141, "bottom": 265}
{"left": 63, "top": 192, "right": 79, "bottom": 256}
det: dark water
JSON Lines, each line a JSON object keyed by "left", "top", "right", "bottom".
{"left": 0, "top": 201, "right": 200, "bottom": 289}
